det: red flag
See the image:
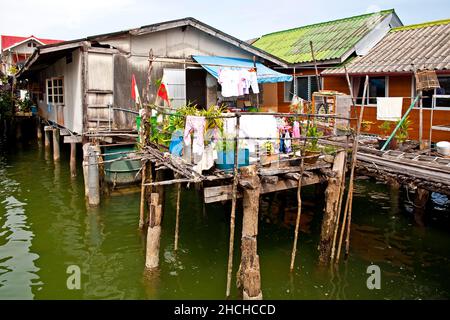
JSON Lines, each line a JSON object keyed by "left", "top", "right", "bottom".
{"left": 131, "top": 74, "right": 140, "bottom": 103}
{"left": 157, "top": 83, "right": 170, "bottom": 103}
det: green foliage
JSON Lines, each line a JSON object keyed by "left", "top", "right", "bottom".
{"left": 305, "top": 124, "right": 323, "bottom": 152}
{"left": 0, "top": 90, "right": 14, "bottom": 117}
{"left": 17, "top": 96, "right": 32, "bottom": 112}
{"left": 395, "top": 116, "right": 412, "bottom": 144}
{"left": 323, "top": 145, "right": 337, "bottom": 155}
{"left": 262, "top": 141, "right": 274, "bottom": 155}
{"left": 378, "top": 121, "right": 392, "bottom": 137}
{"left": 216, "top": 135, "right": 236, "bottom": 152}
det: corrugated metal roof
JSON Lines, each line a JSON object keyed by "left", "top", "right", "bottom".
{"left": 252, "top": 10, "right": 395, "bottom": 65}
{"left": 323, "top": 19, "right": 450, "bottom": 74}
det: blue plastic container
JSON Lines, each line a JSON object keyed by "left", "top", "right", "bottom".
{"left": 215, "top": 149, "right": 249, "bottom": 171}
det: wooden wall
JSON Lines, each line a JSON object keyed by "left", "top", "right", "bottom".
{"left": 322, "top": 74, "right": 450, "bottom": 142}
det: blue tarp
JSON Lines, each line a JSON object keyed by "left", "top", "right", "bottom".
{"left": 192, "top": 55, "right": 292, "bottom": 84}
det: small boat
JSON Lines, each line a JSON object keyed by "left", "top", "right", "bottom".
{"left": 102, "top": 144, "right": 141, "bottom": 187}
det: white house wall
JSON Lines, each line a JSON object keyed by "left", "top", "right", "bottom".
{"left": 37, "top": 49, "right": 83, "bottom": 133}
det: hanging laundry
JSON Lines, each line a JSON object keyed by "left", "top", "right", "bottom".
{"left": 376, "top": 97, "right": 403, "bottom": 121}
{"left": 292, "top": 121, "right": 301, "bottom": 139}
{"left": 183, "top": 116, "right": 206, "bottom": 163}
{"left": 284, "top": 131, "right": 292, "bottom": 153}
{"left": 248, "top": 69, "right": 259, "bottom": 94}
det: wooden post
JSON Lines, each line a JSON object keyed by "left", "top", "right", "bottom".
{"left": 318, "top": 150, "right": 346, "bottom": 265}
{"left": 226, "top": 112, "right": 240, "bottom": 298}
{"left": 414, "top": 188, "right": 429, "bottom": 226}
{"left": 310, "top": 41, "right": 322, "bottom": 91}
{"left": 87, "top": 145, "right": 100, "bottom": 206}
{"left": 139, "top": 160, "right": 148, "bottom": 229}
{"left": 174, "top": 182, "right": 181, "bottom": 251}
{"left": 70, "top": 143, "right": 77, "bottom": 177}
{"left": 330, "top": 136, "right": 349, "bottom": 263}
{"left": 52, "top": 128, "right": 60, "bottom": 161}
{"left": 336, "top": 75, "right": 368, "bottom": 263}
{"left": 82, "top": 143, "right": 90, "bottom": 197}
{"left": 44, "top": 126, "right": 52, "bottom": 150}
{"left": 36, "top": 117, "right": 42, "bottom": 140}
{"left": 145, "top": 193, "right": 163, "bottom": 269}
{"left": 237, "top": 165, "right": 262, "bottom": 300}
{"left": 289, "top": 156, "right": 305, "bottom": 272}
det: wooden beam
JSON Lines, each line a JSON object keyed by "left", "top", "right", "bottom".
{"left": 203, "top": 173, "right": 323, "bottom": 204}
{"left": 64, "top": 135, "right": 83, "bottom": 143}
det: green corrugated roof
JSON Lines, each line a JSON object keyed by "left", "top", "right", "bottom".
{"left": 252, "top": 9, "right": 395, "bottom": 65}
{"left": 391, "top": 18, "right": 450, "bottom": 32}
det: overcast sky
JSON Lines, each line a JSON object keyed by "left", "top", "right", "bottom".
{"left": 1, "top": 0, "right": 449, "bottom": 41}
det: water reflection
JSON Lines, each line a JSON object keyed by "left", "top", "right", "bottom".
{"left": 0, "top": 160, "right": 41, "bottom": 299}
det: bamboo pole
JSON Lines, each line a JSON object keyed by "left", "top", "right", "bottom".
{"left": 174, "top": 182, "right": 181, "bottom": 251}
{"left": 310, "top": 41, "right": 322, "bottom": 91}
{"left": 226, "top": 112, "right": 240, "bottom": 298}
{"left": 289, "top": 114, "right": 310, "bottom": 271}
{"left": 335, "top": 75, "right": 369, "bottom": 263}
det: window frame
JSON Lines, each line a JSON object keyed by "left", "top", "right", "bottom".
{"left": 46, "top": 77, "right": 65, "bottom": 105}
{"left": 353, "top": 75, "right": 389, "bottom": 106}
{"left": 284, "top": 75, "right": 321, "bottom": 103}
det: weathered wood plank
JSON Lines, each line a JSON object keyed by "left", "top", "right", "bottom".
{"left": 204, "top": 174, "right": 323, "bottom": 203}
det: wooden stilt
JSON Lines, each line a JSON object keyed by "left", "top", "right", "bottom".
{"left": 289, "top": 156, "right": 304, "bottom": 272}
{"left": 36, "top": 117, "right": 42, "bottom": 140}
{"left": 414, "top": 188, "right": 429, "bottom": 226}
{"left": 70, "top": 143, "right": 77, "bottom": 177}
{"left": 237, "top": 165, "right": 262, "bottom": 300}
{"left": 330, "top": 137, "right": 349, "bottom": 263}
{"left": 174, "top": 182, "right": 181, "bottom": 251}
{"left": 336, "top": 75, "right": 369, "bottom": 262}
{"left": 139, "top": 160, "right": 148, "bottom": 229}
{"left": 318, "top": 150, "right": 346, "bottom": 265}
{"left": 146, "top": 193, "right": 163, "bottom": 269}
{"left": 82, "top": 143, "right": 90, "bottom": 197}
{"left": 52, "top": 128, "right": 60, "bottom": 161}
{"left": 226, "top": 113, "right": 240, "bottom": 298}
{"left": 44, "top": 126, "right": 51, "bottom": 150}
{"left": 87, "top": 144, "right": 100, "bottom": 206}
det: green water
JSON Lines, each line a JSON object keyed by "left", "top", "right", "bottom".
{"left": 1, "top": 135, "right": 449, "bottom": 300}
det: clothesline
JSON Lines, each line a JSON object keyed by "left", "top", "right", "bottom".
{"left": 147, "top": 57, "right": 258, "bottom": 70}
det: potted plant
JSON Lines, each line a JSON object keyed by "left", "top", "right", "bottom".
{"left": 260, "top": 140, "right": 278, "bottom": 166}
{"left": 215, "top": 135, "right": 249, "bottom": 171}
{"left": 361, "top": 120, "right": 374, "bottom": 132}
{"left": 322, "top": 145, "right": 337, "bottom": 163}
{"left": 395, "top": 117, "right": 412, "bottom": 150}
{"left": 377, "top": 121, "right": 392, "bottom": 149}
{"left": 303, "top": 124, "right": 322, "bottom": 164}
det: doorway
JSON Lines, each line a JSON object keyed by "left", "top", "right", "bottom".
{"left": 186, "top": 68, "right": 207, "bottom": 109}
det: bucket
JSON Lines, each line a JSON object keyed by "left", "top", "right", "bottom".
{"left": 436, "top": 141, "right": 450, "bottom": 156}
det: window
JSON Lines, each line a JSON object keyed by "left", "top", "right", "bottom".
{"left": 46, "top": 77, "right": 64, "bottom": 104}
{"left": 354, "top": 76, "right": 387, "bottom": 105}
{"left": 27, "top": 42, "right": 37, "bottom": 48}
{"left": 284, "top": 76, "right": 319, "bottom": 102}
{"left": 422, "top": 75, "right": 450, "bottom": 108}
